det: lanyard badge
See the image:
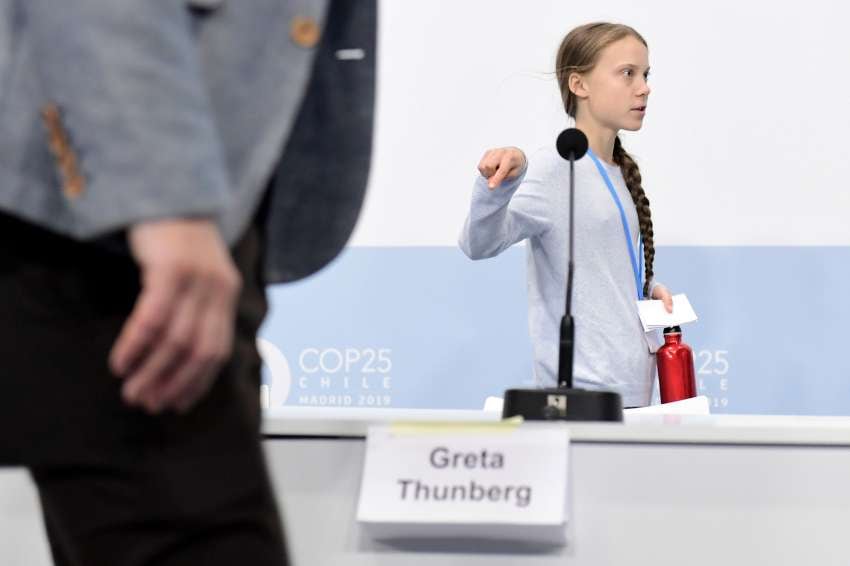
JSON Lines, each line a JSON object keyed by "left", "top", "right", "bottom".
{"left": 586, "top": 148, "right": 644, "bottom": 300}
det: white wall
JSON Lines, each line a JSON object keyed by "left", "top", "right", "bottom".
{"left": 351, "top": 0, "right": 850, "bottom": 246}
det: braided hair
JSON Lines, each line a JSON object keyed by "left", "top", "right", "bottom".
{"left": 612, "top": 137, "right": 654, "bottom": 297}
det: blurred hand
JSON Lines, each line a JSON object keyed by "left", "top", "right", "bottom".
{"left": 109, "top": 218, "right": 241, "bottom": 414}
{"left": 651, "top": 284, "right": 674, "bottom": 314}
{"left": 477, "top": 147, "right": 526, "bottom": 189}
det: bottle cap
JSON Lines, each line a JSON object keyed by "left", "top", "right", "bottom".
{"left": 663, "top": 326, "right": 682, "bottom": 334}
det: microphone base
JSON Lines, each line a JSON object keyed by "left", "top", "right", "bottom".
{"left": 502, "top": 388, "right": 623, "bottom": 422}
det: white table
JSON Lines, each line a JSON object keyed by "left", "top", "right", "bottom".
{"left": 264, "top": 408, "right": 850, "bottom": 565}
{"left": 4, "top": 408, "right": 850, "bottom": 565}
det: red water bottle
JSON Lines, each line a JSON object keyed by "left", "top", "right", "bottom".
{"left": 656, "top": 326, "right": 697, "bottom": 403}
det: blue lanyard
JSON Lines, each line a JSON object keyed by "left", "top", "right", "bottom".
{"left": 586, "top": 148, "right": 644, "bottom": 300}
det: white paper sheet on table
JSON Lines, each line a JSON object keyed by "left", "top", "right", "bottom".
{"left": 484, "top": 395, "right": 711, "bottom": 417}
{"left": 637, "top": 293, "right": 698, "bottom": 332}
{"left": 624, "top": 395, "right": 711, "bottom": 416}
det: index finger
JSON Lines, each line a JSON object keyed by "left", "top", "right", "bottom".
{"left": 488, "top": 155, "right": 513, "bottom": 189}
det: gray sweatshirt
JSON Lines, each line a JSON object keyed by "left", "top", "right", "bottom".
{"left": 459, "top": 145, "right": 660, "bottom": 407}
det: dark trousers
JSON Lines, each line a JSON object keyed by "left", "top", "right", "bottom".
{"left": 0, "top": 212, "right": 288, "bottom": 565}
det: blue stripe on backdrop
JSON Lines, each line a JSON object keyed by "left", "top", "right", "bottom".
{"left": 259, "top": 246, "right": 850, "bottom": 415}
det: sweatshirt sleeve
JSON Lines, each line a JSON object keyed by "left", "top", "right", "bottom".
{"left": 458, "top": 148, "right": 556, "bottom": 259}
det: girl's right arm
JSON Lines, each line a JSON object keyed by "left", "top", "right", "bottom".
{"left": 459, "top": 146, "right": 554, "bottom": 259}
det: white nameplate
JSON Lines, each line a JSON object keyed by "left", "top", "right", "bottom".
{"left": 356, "top": 422, "right": 570, "bottom": 544}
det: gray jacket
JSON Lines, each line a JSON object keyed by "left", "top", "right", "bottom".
{"left": 0, "top": 0, "right": 375, "bottom": 282}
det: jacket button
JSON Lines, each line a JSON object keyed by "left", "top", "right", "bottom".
{"left": 290, "top": 16, "right": 321, "bottom": 48}
{"left": 63, "top": 172, "right": 85, "bottom": 199}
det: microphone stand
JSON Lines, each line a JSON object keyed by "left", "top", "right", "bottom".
{"left": 557, "top": 149, "right": 577, "bottom": 389}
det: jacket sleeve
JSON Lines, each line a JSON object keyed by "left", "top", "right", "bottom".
{"left": 24, "top": 0, "right": 230, "bottom": 238}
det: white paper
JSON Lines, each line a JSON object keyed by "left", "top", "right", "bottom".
{"left": 624, "top": 395, "right": 711, "bottom": 417}
{"left": 483, "top": 396, "right": 505, "bottom": 413}
{"left": 636, "top": 293, "right": 698, "bottom": 332}
{"left": 356, "top": 424, "right": 570, "bottom": 544}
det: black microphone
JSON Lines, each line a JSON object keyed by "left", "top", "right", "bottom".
{"left": 556, "top": 128, "right": 589, "bottom": 161}
{"left": 501, "top": 128, "right": 623, "bottom": 422}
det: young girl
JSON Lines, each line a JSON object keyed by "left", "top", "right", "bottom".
{"left": 459, "top": 22, "right": 673, "bottom": 407}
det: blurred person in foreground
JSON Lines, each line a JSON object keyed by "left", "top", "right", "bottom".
{"left": 0, "top": 1, "right": 375, "bottom": 564}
